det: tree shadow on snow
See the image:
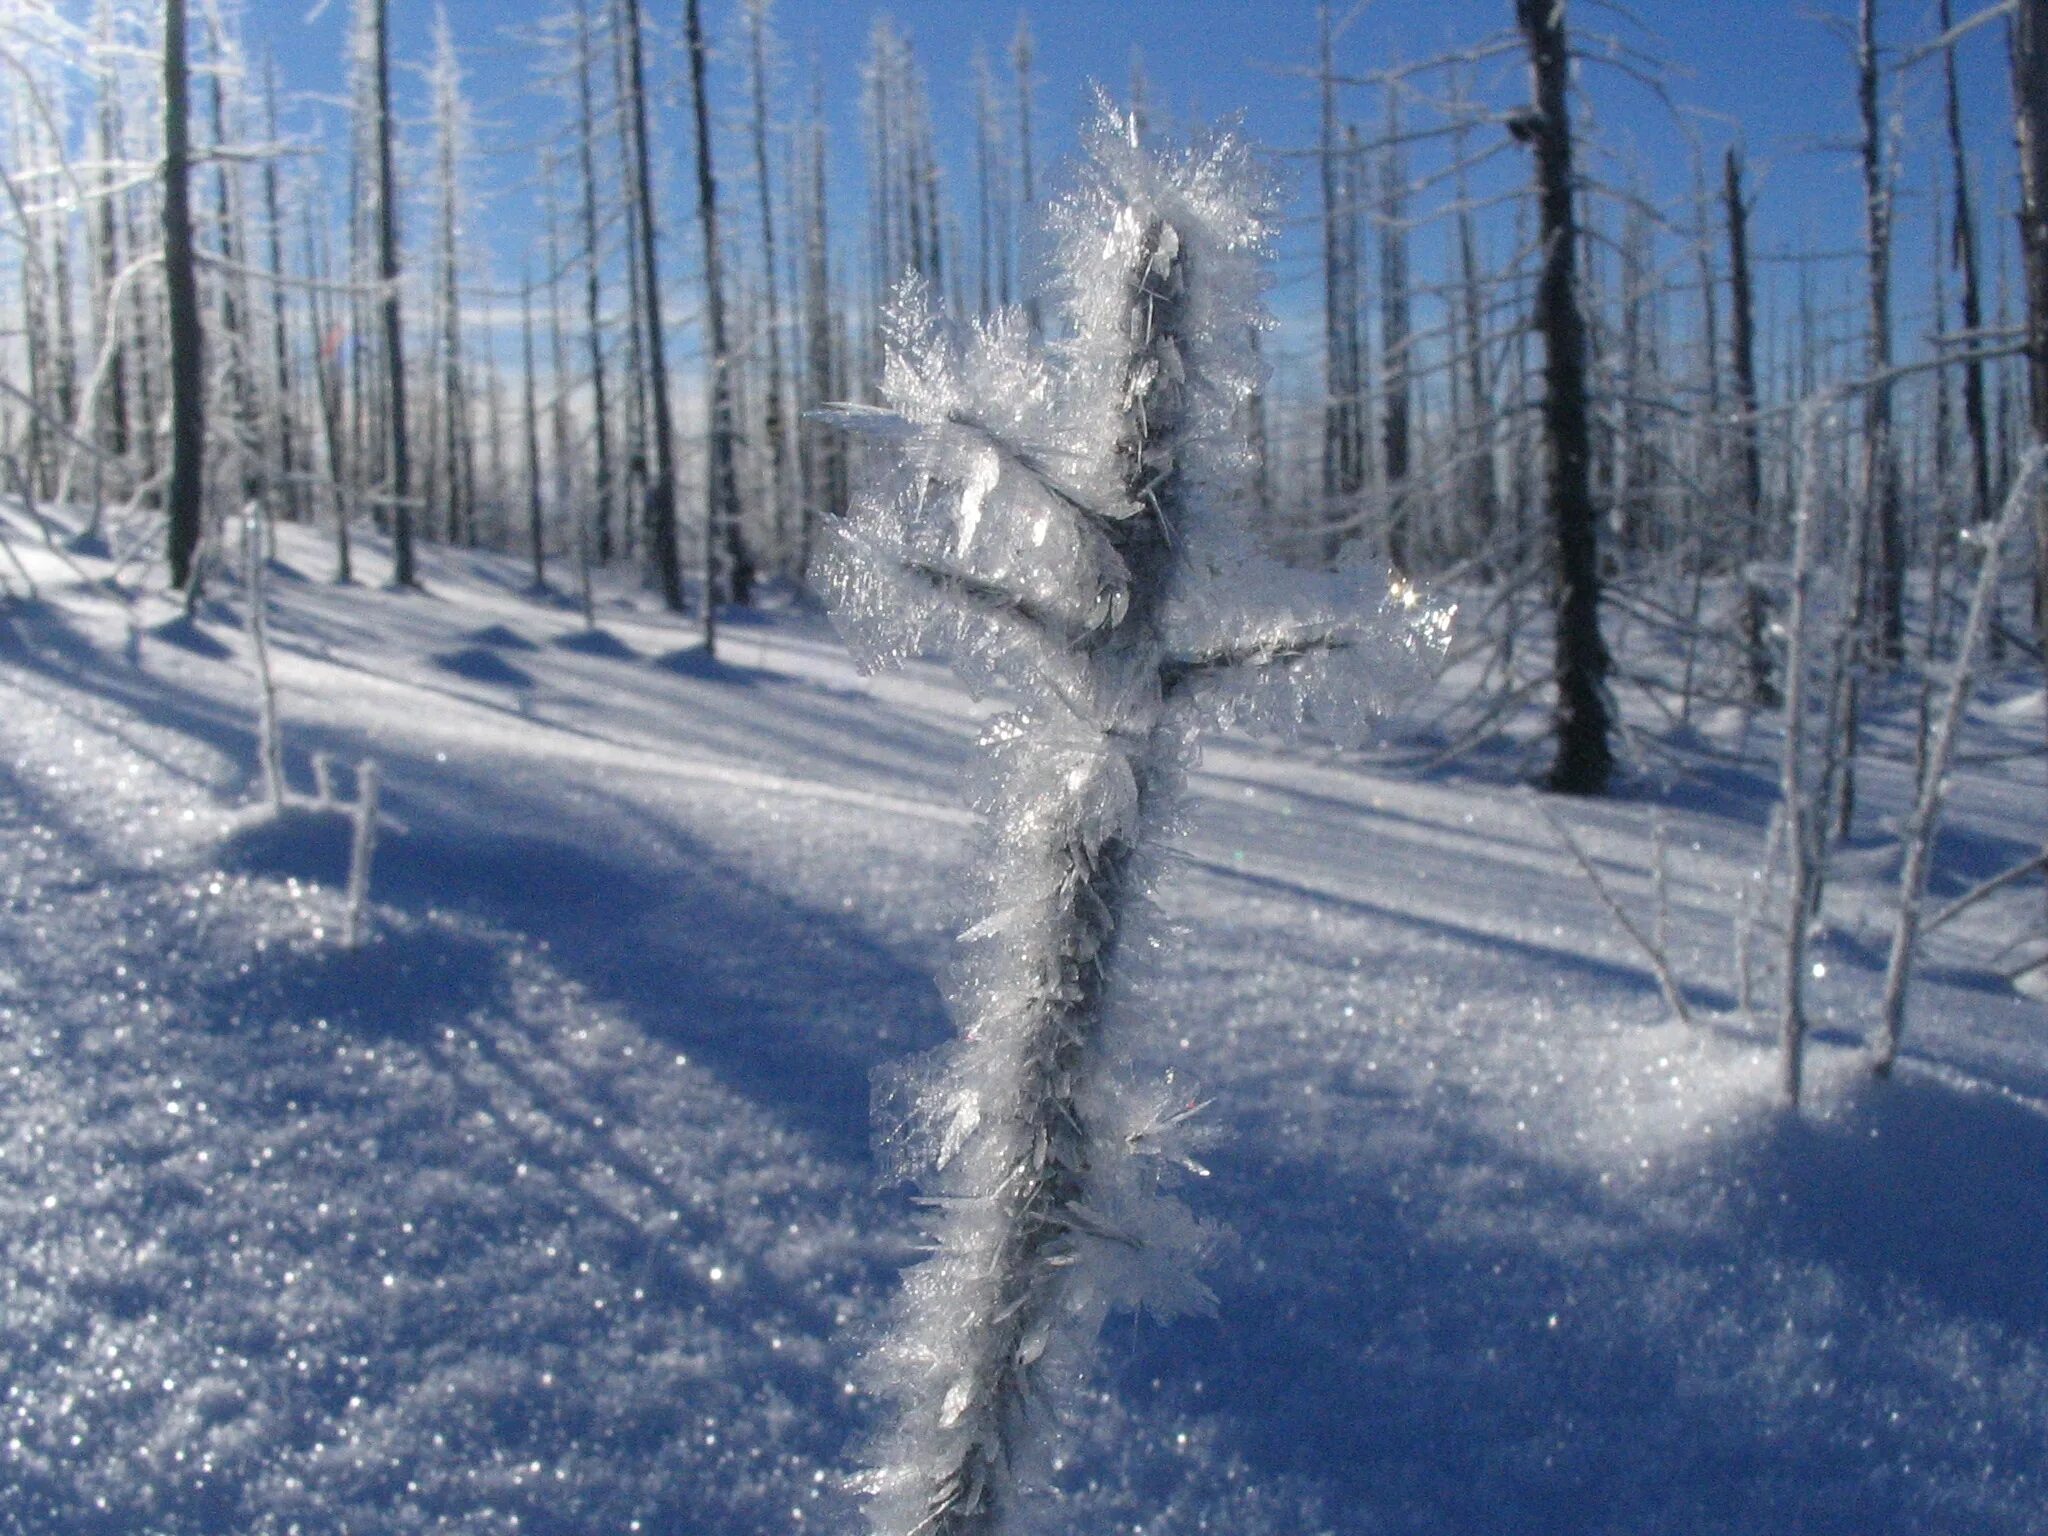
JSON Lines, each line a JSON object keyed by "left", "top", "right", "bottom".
{"left": 1116, "top": 1061, "right": 2048, "bottom": 1535}
{"left": 220, "top": 756, "right": 946, "bottom": 1167}
{"left": 432, "top": 645, "right": 536, "bottom": 689}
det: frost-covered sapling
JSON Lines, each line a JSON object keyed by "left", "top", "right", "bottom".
{"left": 343, "top": 759, "right": 381, "bottom": 949}
{"left": 824, "top": 111, "right": 1444, "bottom": 1536}
{"left": 1873, "top": 448, "right": 2048, "bottom": 1074}
{"left": 245, "top": 503, "right": 286, "bottom": 813}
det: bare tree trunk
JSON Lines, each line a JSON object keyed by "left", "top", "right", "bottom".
{"left": 1517, "top": 0, "right": 1613, "bottom": 795}
{"left": 1726, "top": 147, "right": 1775, "bottom": 706}
{"left": 745, "top": 0, "right": 793, "bottom": 578}
{"left": 973, "top": 46, "right": 996, "bottom": 318}
{"left": 432, "top": 10, "right": 474, "bottom": 548}
{"left": 205, "top": 33, "right": 257, "bottom": 505}
{"left": 798, "top": 67, "right": 836, "bottom": 585}
{"left": 303, "top": 201, "right": 352, "bottom": 583}
{"left": 545, "top": 161, "right": 593, "bottom": 626}
{"left": 686, "top": 0, "right": 749, "bottom": 639}
{"left": 575, "top": 0, "right": 615, "bottom": 564}
{"left": 372, "top": 0, "right": 415, "bottom": 586}
{"left": 163, "top": 0, "right": 205, "bottom": 593}
{"left": 1013, "top": 14, "right": 1039, "bottom": 336}
{"left": 1943, "top": 0, "right": 1994, "bottom": 544}
{"left": 613, "top": 0, "right": 648, "bottom": 565}
{"left": 1860, "top": 0, "right": 1903, "bottom": 666}
{"left": 1455, "top": 96, "right": 1498, "bottom": 573}
{"left": 261, "top": 55, "right": 303, "bottom": 525}
{"left": 93, "top": 15, "right": 131, "bottom": 468}
{"left": 619, "top": 0, "right": 681, "bottom": 610}
{"left": 1316, "top": 8, "right": 1357, "bottom": 566}
{"left": 1380, "top": 96, "right": 1412, "bottom": 572}
{"left": 521, "top": 268, "right": 545, "bottom": 590}
{"left": 2013, "top": 0, "right": 2048, "bottom": 655}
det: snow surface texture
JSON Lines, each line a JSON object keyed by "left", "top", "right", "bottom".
{"left": 824, "top": 113, "right": 1445, "bottom": 1536}
{"left": 3, "top": 399, "right": 2048, "bottom": 1533}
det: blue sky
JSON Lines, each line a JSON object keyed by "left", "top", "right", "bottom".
{"left": 247, "top": 0, "right": 2022, "bottom": 376}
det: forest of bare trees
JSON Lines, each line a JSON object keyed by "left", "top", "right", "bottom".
{"left": 4, "top": 0, "right": 2048, "bottom": 1109}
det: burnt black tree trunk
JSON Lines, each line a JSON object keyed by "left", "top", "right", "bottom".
{"left": 745, "top": 0, "right": 793, "bottom": 574}
{"left": 1726, "top": 147, "right": 1775, "bottom": 705}
{"left": 1859, "top": 0, "right": 1903, "bottom": 663}
{"left": 1942, "top": 0, "right": 1994, "bottom": 539}
{"left": 2012, "top": 0, "right": 2048, "bottom": 649}
{"left": 372, "top": 0, "right": 416, "bottom": 587}
{"left": 163, "top": 0, "right": 205, "bottom": 593}
{"left": 575, "top": 0, "right": 614, "bottom": 564}
{"left": 620, "top": 0, "right": 683, "bottom": 610}
{"left": 685, "top": 0, "right": 750, "bottom": 635}
{"left": 1517, "top": 0, "right": 1613, "bottom": 795}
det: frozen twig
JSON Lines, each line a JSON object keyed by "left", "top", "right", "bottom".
{"left": 245, "top": 505, "right": 285, "bottom": 814}
{"left": 1873, "top": 449, "right": 2048, "bottom": 1074}
{"left": 1530, "top": 795, "right": 1695, "bottom": 1027}
{"left": 342, "top": 760, "right": 380, "bottom": 950}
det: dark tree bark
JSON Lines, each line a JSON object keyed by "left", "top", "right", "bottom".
{"left": 1517, "top": 0, "right": 1613, "bottom": 795}
{"left": 685, "top": 0, "right": 750, "bottom": 637}
{"left": 2012, "top": 0, "right": 2048, "bottom": 650}
{"left": 1859, "top": 0, "right": 1903, "bottom": 662}
{"left": 1725, "top": 147, "right": 1775, "bottom": 706}
{"left": 372, "top": 0, "right": 415, "bottom": 586}
{"left": 798, "top": 68, "right": 837, "bottom": 584}
{"left": 575, "top": 0, "right": 614, "bottom": 564}
{"left": 1942, "top": 0, "right": 1993, "bottom": 538}
{"left": 619, "top": 0, "right": 682, "bottom": 610}
{"left": 162, "top": 0, "right": 205, "bottom": 593}
{"left": 1316, "top": 7, "right": 1362, "bottom": 565}
{"left": 745, "top": 0, "right": 793, "bottom": 575}
{"left": 1380, "top": 99, "right": 1413, "bottom": 572}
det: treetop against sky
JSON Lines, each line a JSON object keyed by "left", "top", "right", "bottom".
{"left": 233, "top": 0, "right": 2015, "bottom": 354}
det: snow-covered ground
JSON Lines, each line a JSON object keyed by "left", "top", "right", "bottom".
{"left": 2, "top": 508, "right": 2045, "bottom": 1534}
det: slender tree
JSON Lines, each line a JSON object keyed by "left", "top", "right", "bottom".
{"left": 1859, "top": 0, "right": 1903, "bottom": 664}
{"left": 1516, "top": 0, "right": 1612, "bottom": 795}
{"left": 370, "top": 0, "right": 415, "bottom": 586}
{"left": 1941, "top": 0, "right": 1994, "bottom": 541}
{"left": 2012, "top": 0, "right": 2048, "bottom": 654}
{"left": 685, "top": 0, "right": 750, "bottom": 637}
{"left": 1012, "top": 13, "right": 1039, "bottom": 334}
{"left": 521, "top": 267, "right": 546, "bottom": 590}
{"left": 744, "top": 0, "right": 794, "bottom": 575}
{"left": 619, "top": 0, "right": 682, "bottom": 609}
{"left": 575, "top": 0, "right": 615, "bottom": 564}
{"left": 260, "top": 54, "right": 303, "bottom": 525}
{"left": 163, "top": 0, "right": 205, "bottom": 593}
{"left": 1380, "top": 94, "right": 1413, "bottom": 571}
{"left": 1726, "top": 147, "right": 1774, "bottom": 705}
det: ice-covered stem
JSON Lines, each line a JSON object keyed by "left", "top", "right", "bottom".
{"left": 1873, "top": 448, "right": 2048, "bottom": 1075}
{"left": 885, "top": 210, "right": 1188, "bottom": 1536}
{"left": 343, "top": 759, "right": 379, "bottom": 949}
{"left": 245, "top": 503, "right": 285, "bottom": 813}
{"left": 830, "top": 115, "right": 1440, "bottom": 1536}
{"left": 1532, "top": 797, "right": 1694, "bottom": 1028}
{"left": 1778, "top": 395, "right": 1839, "bottom": 1108}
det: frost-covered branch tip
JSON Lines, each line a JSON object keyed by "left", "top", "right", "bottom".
{"left": 824, "top": 109, "right": 1446, "bottom": 1536}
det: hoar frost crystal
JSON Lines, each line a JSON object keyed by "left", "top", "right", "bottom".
{"left": 823, "top": 111, "right": 1449, "bottom": 1536}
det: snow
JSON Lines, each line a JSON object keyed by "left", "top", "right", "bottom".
{"left": 2, "top": 500, "right": 2046, "bottom": 1533}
